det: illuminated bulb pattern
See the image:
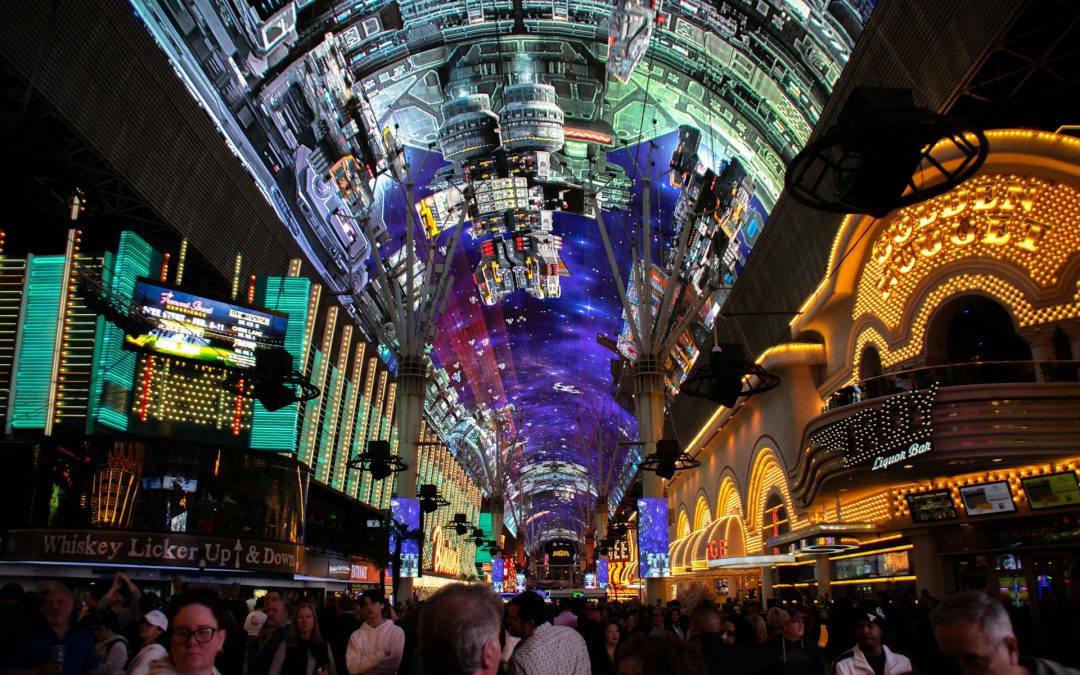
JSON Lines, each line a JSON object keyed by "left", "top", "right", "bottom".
{"left": 677, "top": 509, "right": 691, "bottom": 539}
{"left": 805, "top": 385, "right": 937, "bottom": 471}
{"left": 694, "top": 494, "right": 713, "bottom": 530}
{"left": 130, "top": 358, "right": 253, "bottom": 431}
{"left": 416, "top": 419, "right": 483, "bottom": 577}
{"left": 745, "top": 450, "right": 804, "bottom": 554}
{"left": 850, "top": 274, "right": 1080, "bottom": 378}
{"left": 840, "top": 171, "right": 1080, "bottom": 379}
{"left": 0, "top": 257, "right": 27, "bottom": 419}
{"left": 717, "top": 476, "right": 745, "bottom": 520}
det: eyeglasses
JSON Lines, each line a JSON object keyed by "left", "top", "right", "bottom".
{"left": 171, "top": 627, "right": 219, "bottom": 644}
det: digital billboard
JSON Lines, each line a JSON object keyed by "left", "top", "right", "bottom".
{"left": 390, "top": 498, "right": 420, "bottom": 578}
{"left": 490, "top": 556, "right": 504, "bottom": 592}
{"left": 960, "top": 482, "right": 1016, "bottom": 517}
{"left": 124, "top": 279, "right": 288, "bottom": 370}
{"left": 1022, "top": 473, "right": 1080, "bottom": 510}
{"left": 596, "top": 558, "right": 609, "bottom": 589}
{"left": 906, "top": 490, "right": 958, "bottom": 523}
{"left": 637, "top": 497, "right": 670, "bottom": 578}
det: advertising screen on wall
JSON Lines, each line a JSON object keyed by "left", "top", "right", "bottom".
{"left": 390, "top": 498, "right": 420, "bottom": 578}
{"left": 124, "top": 278, "right": 288, "bottom": 370}
{"left": 960, "top": 482, "right": 1017, "bottom": 517}
{"left": 596, "top": 558, "right": 609, "bottom": 589}
{"left": 637, "top": 498, "right": 670, "bottom": 578}
{"left": 1022, "top": 473, "right": 1080, "bottom": 510}
{"left": 490, "top": 557, "right": 504, "bottom": 590}
{"left": 906, "top": 490, "right": 958, "bottom": 523}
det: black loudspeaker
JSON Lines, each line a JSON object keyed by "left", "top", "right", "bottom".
{"left": 255, "top": 347, "right": 293, "bottom": 377}
{"left": 253, "top": 382, "right": 297, "bottom": 412}
{"left": 252, "top": 348, "right": 297, "bottom": 412}
{"left": 419, "top": 483, "right": 440, "bottom": 513}
{"left": 655, "top": 439, "right": 681, "bottom": 480}
{"left": 708, "top": 344, "right": 748, "bottom": 408}
{"left": 367, "top": 440, "right": 393, "bottom": 480}
{"left": 834, "top": 88, "right": 932, "bottom": 216}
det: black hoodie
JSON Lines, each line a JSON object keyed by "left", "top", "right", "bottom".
{"left": 767, "top": 632, "right": 823, "bottom": 675}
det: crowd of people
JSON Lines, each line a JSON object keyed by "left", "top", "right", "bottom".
{"left": 2, "top": 573, "right": 1080, "bottom": 675}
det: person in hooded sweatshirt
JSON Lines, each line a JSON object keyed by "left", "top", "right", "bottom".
{"left": 768, "top": 606, "right": 824, "bottom": 675}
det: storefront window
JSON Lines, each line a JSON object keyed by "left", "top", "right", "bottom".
{"left": 4, "top": 438, "right": 307, "bottom": 544}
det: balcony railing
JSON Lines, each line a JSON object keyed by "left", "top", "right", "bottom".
{"left": 823, "top": 360, "right": 1080, "bottom": 412}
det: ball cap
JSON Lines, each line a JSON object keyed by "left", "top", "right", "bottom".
{"left": 859, "top": 604, "right": 887, "bottom": 628}
{"left": 143, "top": 609, "right": 168, "bottom": 631}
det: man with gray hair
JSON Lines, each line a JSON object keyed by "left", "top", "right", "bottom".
{"left": 418, "top": 583, "right": 503, "bottom": 675}
{"left": 7, "top": 582, "right": 102, "bottom": 674}
{"left": 931, "top": 590, "right": 1079, "bottom": 675}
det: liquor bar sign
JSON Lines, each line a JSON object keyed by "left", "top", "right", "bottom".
{"left": 3, "top": 529, "right": 303, "bottom": 574}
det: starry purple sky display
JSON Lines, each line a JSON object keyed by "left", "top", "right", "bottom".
{"left": 379, "top": 131, "right": 767, "bottom": 541}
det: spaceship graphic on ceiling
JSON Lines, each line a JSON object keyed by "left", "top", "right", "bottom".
{"left": 418, "top": 83, "right": 583, "bottom": 306}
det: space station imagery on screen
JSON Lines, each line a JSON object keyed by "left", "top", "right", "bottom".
{"left": 129, "top": 0, "right": 872, "bottom": 543}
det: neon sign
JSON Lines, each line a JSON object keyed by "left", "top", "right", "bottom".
{"left": 872, "top": 177, "right": 1050, "bottom": 299}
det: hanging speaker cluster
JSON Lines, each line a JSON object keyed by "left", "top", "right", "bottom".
{"left": 785, "top": 87, "right": 987, "bottom": 218}
{"left": 638, "top": 438, "right": 701, "bottom": 480}
{"left": 680, "top": 343, "right": 780, "bottom": 408}
{"left": 347, "top": 439, "right": 407, "bottom": 480}
{"left": 222, "top": 347, "right": 320, "bottom": 412}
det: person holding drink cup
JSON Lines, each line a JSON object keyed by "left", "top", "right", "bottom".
{"left": 268, "top": 603, "right": 336, "bottom": 675}
{"left": 5, "top": 582, "right": 101, "bottom": 674}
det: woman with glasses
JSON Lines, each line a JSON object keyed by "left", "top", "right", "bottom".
{"left": 126, "top": 610, "right": 169, "bottom": 675}
{"left": 150, "top": 589, "right": 228, "bottom": 675}
{"left": 267, "top": 602, "right": 336, "bottom": 675}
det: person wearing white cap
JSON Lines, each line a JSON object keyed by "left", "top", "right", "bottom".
{"left": 126, "top": 609, "right": 169, "bottom": 675}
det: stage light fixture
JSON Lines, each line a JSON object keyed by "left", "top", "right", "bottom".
{"left": 639, "top": 439, "right": 700, "bottom": 480}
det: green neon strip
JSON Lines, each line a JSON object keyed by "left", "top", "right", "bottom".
{"left": 10, "top": 256, "right": 65, "bottom": 429}
{"left": 298, "top": 350, "right": 324, "bottom": 467}
{"left": 88, "top": 232, "right": 159, "bottom": 432}
{"left": 251, "top": 276, "right": 311, "bottom": 451}
{"left": 318, "top": 365, "right": 342, "bottom": 484}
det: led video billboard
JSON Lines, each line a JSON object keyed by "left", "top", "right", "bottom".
{"left": 124, "top": 279, "right": 288, "bottom": 370}
{"left": 390, "top": 498, "right": 420, "bottom": 578}
{"left": 596, "top": 558, "right": 609, "bottom": 589}
{"left": 1022, "top": 472, "right": 1080, "bottom": 510}
{"left": 960, "top": 482, "right": 1016, "bottom": 517}
{"left": 906, "top": 490, "right": 958, "bottom": 523}
{"left": 637, "top": 497, "right": 670, "bottom": 578}
{"left": 490, "top": 556, "right": 504, "bottom": 591}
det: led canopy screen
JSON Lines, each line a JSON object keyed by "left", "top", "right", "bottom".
{"left": 959, "top": 482, "right": 1016, "bottom": 517}
{"left": 906, "top": 490, "right": 958, "bottom": 523}
{"left": 390, "top": 498, "right": 421, "bottom": 578}
{"left": 637, "top": 498, "right": 670, "bottom": 578}
{"left": 1022, "top": 473, "right": 1080, "bottom": 510}
{"left": 125, "top": 279, "right": 288, "bottom": 370}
